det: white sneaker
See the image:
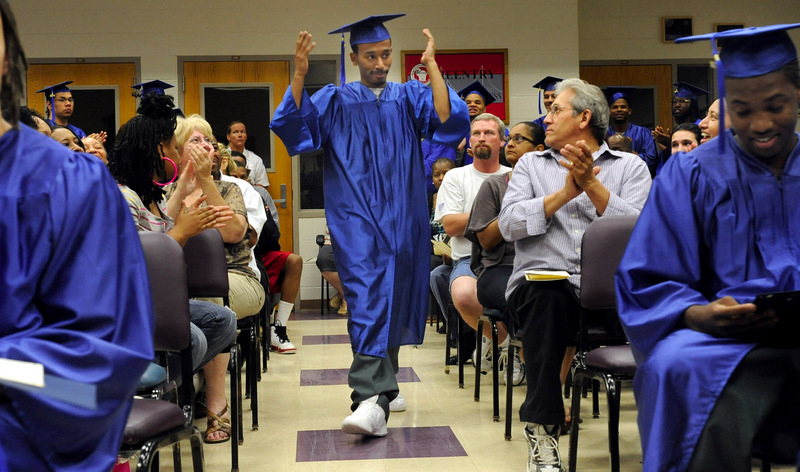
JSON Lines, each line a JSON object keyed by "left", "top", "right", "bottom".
{"left": 341, "top": 398, "right": 388, "bottom": 437}
{"left": 389, "top": 393, "right": 406, "bottom": 412}
{"left": 270, "top": 325, "right": 296, "bottom": 354}
{"left": 524, "top": 427, "right": 564, "bottom": 472}
{"left": 499, "top": 349, "right": 526, "bottom": 386}
{"left": 472, "top": 336, "right": 493, "bottom": 373}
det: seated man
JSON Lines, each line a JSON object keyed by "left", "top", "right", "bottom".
{"left": 430, "top": 113, "right": 510, "bottom": 368}
{"left": 317, "top": 228, "right": 348, "bottom": 315}
{"left": 617, "top": 24, "right": 800, "bottom": 472}
{"left": 464, "top": 121, "right": 545, "bottom": 385}
{"left": 499, "top": 78, "right": 651, "bottom": 471}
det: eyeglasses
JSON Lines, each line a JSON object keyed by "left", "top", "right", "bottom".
{"left": 509, "top": 134, "right": 536, "bottom": 145}
{"left": 187, "top": 135, "right": 215, "bottom": 146}
{"left": 672, "top": 98, "right": 691, "bottom": 105}
{"left": 55, "top": 97, "right": 75, "bottom": 103}
{"left": 547, "top": 104, "right": 574, "bottom": 117}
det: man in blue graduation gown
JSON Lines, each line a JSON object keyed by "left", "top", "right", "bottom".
{"left": 532, "top": 76, "right": 561, "bottom": 132}
{"left": 616, "top": 23, "right": 800, "bottom": 472}
{"left": 35, "top": 80, "right": 87, "bottom": 139}
{"left": 270, "top": 15, "right": 469, "bottom": 437}
{"left": 605, "top": 87, "right": 659, "bottom": 175}
{"left": 0, "top": 3, "right": 154, "bottom": 470}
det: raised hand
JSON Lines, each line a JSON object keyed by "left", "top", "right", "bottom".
{"left": 420, "top": 28, "right": 436, "bottom": 67}
{"left": 295, "top": 31, "right": 315, "bottom": 79}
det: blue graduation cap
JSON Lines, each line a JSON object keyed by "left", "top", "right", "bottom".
{"left": 328, "top": 14, "right": 405, "bottom": 86}
{"left": 604, "top": 86, "right": 638, "bottom": 106}
{"left": 675, "top": 23, "right": 800, "bottom": 150}
{"left": 532, "top": 76, "right": 562, "bottom": 114}
{"left": 458, "top": 81, "right": 496, "bottom": 106}
{"left": 36, "top": 81, "right": 73, "bottom": 119}
{"left": 673, "top": 81, "right": 709, "bottom": 101}
{"left": 132, "top": 80, "right": 174, "bottom": 96}
{"left": 173, "top": 107, "right": 185, "bottom": 118}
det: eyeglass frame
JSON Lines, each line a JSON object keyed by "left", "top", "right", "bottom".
{"left": 508, "top": 134, "right": 537, "bottom": 145}
{"left": 186, "top": 135, "right": 215, "bottom": 146}
{"left": 547, "top": 104, "right": 575, "bottom": 117}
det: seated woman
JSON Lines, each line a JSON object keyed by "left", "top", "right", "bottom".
{"left": 317, "top": 227, "right": 348, "bottom": 315}
{"left": 82, "top": 135, "right": 107, "bottom": 164}
{"left": 168, "top": 114, "right": 266, "bottom": 322}
{"left": 108, "top": 92, "right": 237, "bottom": 444}
{"left": 51, "top": 124, "right": 84, "bottom": 151}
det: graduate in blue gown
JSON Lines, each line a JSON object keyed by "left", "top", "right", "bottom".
{"left": 532, "top": 75, "right": 561, "bottom": 132}
{"left": 0, "top": 4, "right": 153, "bottom": 469}
{"left": 616, "top": 23, "right": 800, "bottom": 472}
{"left": 604, "top": 86, "right": 659, "bottom": 174}
{"left": 35, "top": 81, "right": 87, "bottom": 139}
{"left": 271, "top": 15, "right": 469, "bottom": 436}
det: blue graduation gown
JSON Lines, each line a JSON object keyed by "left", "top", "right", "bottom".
{"left": 607, "top": 122, "right": 658, "bottom": 174}
{"left": 422, "top": 140, "right": 456, "bottom": 194}
{"left": 615, "top": 130, "right": 800, "bottom": 471}
{"left": 46, "top": 120, "right": 86, "bottom": 139}
{"left": 0, "top": 126, "right": 154, "bottom": 471}
{"left": 533, "top": 115, "right": 548, "bottom": 132}
{"left": 271, "top": 80, "right": 469, "bottom": 356}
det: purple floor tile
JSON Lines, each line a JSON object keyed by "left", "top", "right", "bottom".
{"left": 296, "top": 426, "right": 467, "bottom": 462}
{"left": 300, "top": 367, "right": 420, "bottom": 386}
{"left": 291, "top": 310, "right": 343, "bottom": 321}
{"left": 303, "top": 334, "right": 351, "bottom": 345}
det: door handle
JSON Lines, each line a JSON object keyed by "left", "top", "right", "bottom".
{"left": 273, "top": 184, "right": 287, "bottom": 209}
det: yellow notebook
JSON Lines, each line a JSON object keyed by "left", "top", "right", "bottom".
{"left": 432, "top": 240, "right": 452, "bottom": 258}
{"left": 525, "top": 270, "right": 570, "bottom": 281}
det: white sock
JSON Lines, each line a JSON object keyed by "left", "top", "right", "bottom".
{"left": 274, "top": 300, "right": 294, "bottom": 327}
{"left": 527, "top": 423, "right": 558, "bottom": 436}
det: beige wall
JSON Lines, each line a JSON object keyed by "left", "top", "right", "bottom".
{"left": 579, "top": 0, "right": 800, "bottom": 61}
{"left": 10, "top": 0, "right": 579, "bottom": 127}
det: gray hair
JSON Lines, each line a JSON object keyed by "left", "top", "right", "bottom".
{"left": 471, "top": 112, "right": 506, "bottom": 138}
{"left": 555, "top": 78, "right": 609, "bottom": 144}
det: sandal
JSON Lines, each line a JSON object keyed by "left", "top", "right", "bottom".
{"left": 204, "top": 404, "right": 232, "bottom": 444}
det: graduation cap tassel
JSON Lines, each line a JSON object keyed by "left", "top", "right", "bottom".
{"left": 711, "top": 38, "right": 726, "bottom": 153}
{"left": 538, "top": 90, "right": 542, "bottom": 115}
{"left": 339, "top": 31, "right": 346, "bottom": 87}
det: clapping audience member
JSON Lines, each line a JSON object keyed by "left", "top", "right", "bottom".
{"left": 109, "top": 92, "right": 238, "bottom": 444}
{"left": 169, "top": 114, "right": 266, "bottom": 325}
{"left": 499, "top": 78, "right": 650, "bottom": 471}
{"left": 83, "top": 135, "right": 107, "bottom": 164}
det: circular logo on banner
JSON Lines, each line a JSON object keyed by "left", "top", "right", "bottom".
{"left": 410, "top": 64, "right": 430, "bottom": 85}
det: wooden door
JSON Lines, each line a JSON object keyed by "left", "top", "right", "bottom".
{"left": 26, "top": 62, "right": 137, "bottom": 136}
{"left": 183, "top": 60, "right": 293, "bottom": 251}
{"left": 580, "top": 64, "right": 673, "bottom": 130}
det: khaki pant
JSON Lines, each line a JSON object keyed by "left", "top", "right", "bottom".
{"left": 198, "top": 271, "right": 265, "bottom": 319}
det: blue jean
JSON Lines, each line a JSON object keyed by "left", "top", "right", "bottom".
{"left": 189, "top": 299, "right": 237, "bottom": 371}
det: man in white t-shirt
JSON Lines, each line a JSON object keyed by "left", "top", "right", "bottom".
{"left": 226, "top": 121, "right": 269, "bottom": 188}
{"left": 430, "top": 113, "right": 510, "bottom": 364}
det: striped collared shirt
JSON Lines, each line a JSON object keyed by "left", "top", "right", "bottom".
{"left": 499, "top": 142, "right": 652, "bottom": 299}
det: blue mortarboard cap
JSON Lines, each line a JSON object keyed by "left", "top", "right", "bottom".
{"left": 36, "top": 81, "right": 73, "bottom": 96}
{"left": 36, "top": 81, "right": 73, "bottom": 120}
{"left": 173, "top": 108, "right": 185, "bottom": 118}
{"left": 329, "top": 14, "right": 405, "bottom": 86}
{"left": 132, "top": 80, "right": 174, "bottom": 96}
{"left": 604, "top": 86, "right": 637, "bottom": 105}
{"left": 532, "top": 76, "right": 562, "bottom": 114}
{"left": 458, "top": 80, "right": 496, "bottom": 106}
{"left": 675, "top": 23, "right": 800, "bottom": 151}
{"left": 673, "top": 82, "right": 709, "bottom": 101}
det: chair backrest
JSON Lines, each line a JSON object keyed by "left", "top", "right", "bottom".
{"left": 580, "top": 215, "right": 639, "bottom": 310}
{"left": 138, "top": 232, "right": 191, "bottom": 352}
{"left": 182, "top": 229, "right": 229, "bottom": 299}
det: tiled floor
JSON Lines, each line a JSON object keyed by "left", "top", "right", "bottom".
{"left": 165, "top": 309, "right": 789, "bottom": 471}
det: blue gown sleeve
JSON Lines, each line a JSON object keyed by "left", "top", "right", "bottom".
{"left": 423, "top": 140, "right": 456, "bottom": 193}
{"left": 0, "top": 150, "right": 154, "bottom": 471}
{"left": 270, "top": 85, "right": 337, "bottom": 155}
{"left": 405, "top": 80, "right": 470, "bottom": 149}
{"left": 615, "top": 154, "right": 709, "bottom": 360}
